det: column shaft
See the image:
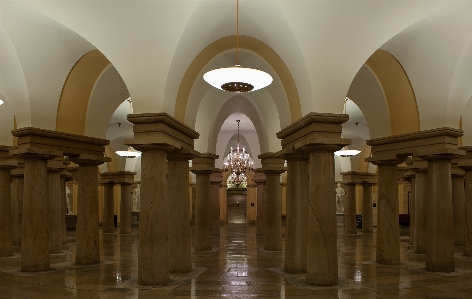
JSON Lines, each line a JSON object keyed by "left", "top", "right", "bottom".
{"left": 464, "top": 169, "right": 472, "bottom": 256}
{"left": 344, "top": 183, "right": 357, "bottom": 234}
{"left": 11, "top": 175, "right": 24, "bottom": 246}
{"left": 284, "top": 159, "right": 308, "bottom": 273}
{"left": 138, "top": 150, "right": 169, "bottom": 285}
{"left": 362, "top": 184, "right": 374, "bottom": 233}
{"left": 264, "top": 173, "right": 282, "bottom": 251}
{"left": 426, "top": 159, "right": 454, "bottom": 272}
{"left": 167, "top": 159, "right": 191, "bottom": 273}
{"left": 22, "top": 158, "right": 50, "bottom": 271}
{"left": 211, "top": 181, "right": 220, "bottom": 236}
{"left": 256, "top": 182, "right": 266, "bottom": 236}
{"left": 376, "top": 164, "right": 400, "bottom": 265}
{"left": 102, "top": 184, "right": 115, "bottom": 233}
{"left": 194, "top": 173, "right": 212, "bottom": 251}
{"left": 414, "top": 171, "right": 428, "bottom": 254}
{"left": 0, "top": 169, "right": 12, "bottom": 257}
{"left": 48, "top": 171, "right": 62, "bottom": 254}
{"left": 307, "top": 151, "right": 337, "bottom": 286}
{"left": 452, "top": 175, "right": 465, "bottom": 246}
{"left": 76, "top": 164, "right": 100, "bottom": 265}
{"left": 409, "top": 178, "right": 416, "bottom": 245}
{"left": 61, "top": 177, "right": 67, "bottom": 245}
{"left": 120, "top": 184, "right": 132, "bottom": 234}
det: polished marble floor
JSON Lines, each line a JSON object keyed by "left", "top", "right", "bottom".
{"left": 1, "top": 224, "right": 472, "bottom": 298}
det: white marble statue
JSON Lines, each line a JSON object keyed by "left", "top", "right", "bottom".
{"left": 66, "top": 185, "right": 72, "bottom": 214}
{"left": 335, "top": 183, "right": 345, "bottom": 212}
{"left": 133, "top": 184, "right": 141, "bottom": 211}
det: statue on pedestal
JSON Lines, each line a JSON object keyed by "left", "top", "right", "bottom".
{"left": 133, "top": 184, "right": 141, "bottom": 211}
{"left": 66, "top": 185, "right": 72, "bottom": 214}
{"left": 335, "top": 183, "right": 345, "bottom": 212}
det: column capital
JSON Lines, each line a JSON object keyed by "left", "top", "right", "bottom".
{"left": 99, "top": 171, "right": 136, "bottom": 185}
{"left": 259, "top": 152, "right": 285, "bottom": 175}
{"left": 10, "top": 147, "right": 62, "bottom": 161}
{"left": 191, "top": 152, "right": 218, "bottom": 174}
{"left": 67, "top": 154, "right": 111, "bottom": 166}
{"left": 210, "top": 170, "right": 223, "bottom": 185}
{"left": 167, "top": 148, "right": 199, "bottom": 161}
{"left": 274, "top": 147, "right": 309, "bottom": 161}
{"left": 47, "top": 157, "right": 69, "bottom": 173}
{"left": 341, "top": 171, "right": 377, "bottom": 185}
{"left": 252, "top": 170, "right": 267, "bottom": 185}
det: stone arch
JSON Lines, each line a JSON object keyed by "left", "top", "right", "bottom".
{"left": 174, "top": 35, "right": 302, "bottom": 124}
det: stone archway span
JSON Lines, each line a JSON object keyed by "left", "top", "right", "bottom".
{"left": 207, "top": 96, "right": 269, "bottom": 157}
{"left": 174, "top": 35, "right": 302, "bottom": 124}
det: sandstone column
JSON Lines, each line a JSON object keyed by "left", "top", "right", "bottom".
{"left": 404, "top": 172, "right": 416, "bottom": 245}
{"left": 343, "top": 182, "right": 357, "bottom": 235}
{"left": 210, "top": 170, "right": 223, "bottom": 236}
{"left": 11, "top": 167, "right": 24, "bottom": 246}
{"left": 60, "top": 172, "right": 71, "bottom": 245}
{"left": 451, "top": 168, "right": 465, "bottom": 246}
{"left": 459, "top": 149, "right": 472, "bottom": 256}
{"left": 48, "top": 167, "right": 63, "bottom": 254}
{"left": 259, "top": 153, "right": 285, "bottom": 251}
{"left": 423, "top": 155, "right": 456, "bottom": 273}
{"left": 361, "top": 182, "right": 375, "bottom": 233}
{"left": 102, "top": 182, "right": 115, "bottom": 233}
{"left": 168, "top": 150, "right": 196, "bottom": 273}
{"left": 253, "top": 171, "right": 266, "bottom": 236}
{"left": 126, "top": 112, "right": 199, "bottom": 286}
{"left": 120, "top": 182, "right": 133, "bottom": 234}
{"left": 14, "top": 147, "right": 61, "bottom": 271}
{"left": 414, "top": 168, "right": 428, "bottom": 254}
{"left": 0, "top": 146, "right": 17, "bottom": 257}
{"left": 276, "top": 112, "right": 350, "bottom": 286}
{"left": 281, "top": 151, "right": 308, "bottom": 273}
{"left": 191, "top": 153, "right": 218, "bottom": 251}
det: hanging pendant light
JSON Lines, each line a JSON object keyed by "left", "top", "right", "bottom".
{"left": 334, "top": 98, "right": 360, "bottom": 157}
{"left": 115, "top": 99, "right": 142, "bottom": 158}
{"left": 203, "top": 0, "right": 273, "bottom": 92}
{"left": 224, "top": 120, "right": 253, "bottom": 175}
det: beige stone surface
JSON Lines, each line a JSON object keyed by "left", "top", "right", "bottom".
{"left": 210, "top": 171, "right": 223, "bottom": 237}
{"left": 464, "top": 169, "right": 472, "bottom": 256}
{"left": 343, "top": 183, "right": 357, "bottom": 235}
{"left": 60, "top": 174, "right": 70, "bottom": 245}
{"left": 425, "top": 158, "right": 455, "bottom": 273}
{"left": 0, "top": 168, "right": 12, "bottom": 257}
{"left": 167, "top": 158, "right": 192, "bottom": 273}
{"left": 253, "top": 171, "right": 266, "bottom": 236}
{"left": 48, "top": 170, "right": 62, "bottom": 254}
{"left": 75, "top": 163, "right": 101, "bottom": 265}
{"left": 193, "top": 172, "right": 212, "bottom": 251}
{"left": 376, "top": 163, "right": 400, "bottom": 265}
{"left": 120, "top": 183, "right": 132, "bottom": 234}
{"left": 306, "top": 150, "right": 338, "bottom": 286}
{"left": 10, "top": 170, "right": 24, "bottom": 246}
{"left": 102, "top": 183, "right": 115, "bottom": 233}
{"left": 452, "top": 172, "right": 465, "bottom": 246}
{"left": 362, "top": 183, "right": 374, "bottom": 233}
{"left": 414, "top": 169, "right": 428, "bottom": 254}
{"left": 284, "top": 158, "right": 308, "bottom": 273}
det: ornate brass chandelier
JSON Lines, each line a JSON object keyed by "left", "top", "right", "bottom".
{"left": 224, "top": 120, "right": 253, "bottom": 185}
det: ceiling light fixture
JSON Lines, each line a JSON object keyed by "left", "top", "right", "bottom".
{"left": 115, "top": 99, "right": 142, "bottom": 158}
{"left": 224, "top": 120, "right": 253, "bottom": 175}
{"left": 334, "top": 98, "right": 361, "bottom": 157}
{"left": 0, "top": 99, "right": 4, "bottom": 106}
{"left": 203, "top": 0, "right": 272, "bottom": 92}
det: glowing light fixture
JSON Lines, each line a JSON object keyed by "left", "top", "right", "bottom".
{"left": 115, "top": 99, "right": 142, "bottom": 158}
{"left": 203, "top": 0, "right": 272, "bottom": 92}
{"left": 0, "top": 100, "right": 4, "bottom": 105}
{"left": 224, "top": 120, "right": 253, "bottom": 175}
{"left": 334, "top": 98, "right": 360, "bottom": 157}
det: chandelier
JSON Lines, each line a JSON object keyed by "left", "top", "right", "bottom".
{"left": 116, "top": 98, "right": 142, "bottom": 158}
{"left": 334, "top": 98, "right": 360, "bottom": 157}
{"left": 203, "top": 0, "right": 272, "bottom": 92}
{"left": 228, "top": 172, "right": 247, "bottom": 188}
{"left": 224, "top": 120, "right": 253, "bottom": 176}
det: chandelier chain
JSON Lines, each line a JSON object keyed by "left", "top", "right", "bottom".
{"left": 236, "top": 0, "right": 239, "bottom": 66}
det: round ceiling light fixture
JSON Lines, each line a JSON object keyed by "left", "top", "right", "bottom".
{"left": 203, "top": 0, "right": 272, "bottom": 93}
{"left": 116, "top": 146, "right": 142, "bottom": 158}
{"left": 334, "top": 98, "right": 360, "bottom": 157}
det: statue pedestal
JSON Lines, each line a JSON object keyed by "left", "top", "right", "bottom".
{"left": 336, "top": 212, "right": 345, "bottom": 227}
{"left": 132, "top": 211, "right": 140, "bottom": 226}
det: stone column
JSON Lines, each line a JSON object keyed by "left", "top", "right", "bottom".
{"left": 253, "top": 171, "right": 266, "bottom": 236}
{"left": 404, "top": 172, "right": 416, "bottom": 245}
{"left": 451, "top": 168, "right": 465, "bottom": 246}
{"left": 71, "top": 156, "right": 109, "bottom": 265}
{"left": 361, "top": 182, "right": 375, "bottom": 233}
{"left": 259, "top": 153, "right": 285, "bottom": 251}
{"left": 423, "top": 155, "right": 455, "bottom": 273}
{"left": 48, "top": 168, "right": 63, "bottom": 254}
{"left": 0, "top": 159, "right": 16, "bottom": 257}
{"left": 414, "top": 168, "right": 428, "bottom": 254}
{"left": 11, "top": 167, "right": 24, "bottom": 246}
{"left": 15, "top": 148, "right": 61, "bottom": 271}
{"left": 343, "top": 182, "right": 357, "bottom": 235}
{"left": 60, "top": 172, "right": 71, "bottom": 245}
{"left": 102, "top": 182, "right": 115, "bottom": 233}
{"left": 461, "top": 164, "right": 472, "bottom": 256}
{"left": 120, "top": 182, "right": 133, "bottom": 234}
{"left": 167, "top": 150, "right": 195, "bottom": 273}
{"left": 282, "top": 153, "right": 308, "bottom": 273}
{"left": 191, "top": 153, "right": 218, "bottom": 251}
{"left": 210, "top": 171, "right": 223, "bottom": 236}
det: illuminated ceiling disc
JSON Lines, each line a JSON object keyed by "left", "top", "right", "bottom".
{"left": 334, "top": 149, "right": 361, "bottom": 157}
{"left": 115, "top": 151, "right": 142, "bottom": 158}
{"left": 203, "top": 65, "right": 273, "bottom": 92}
